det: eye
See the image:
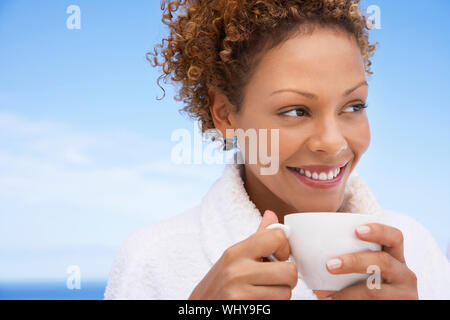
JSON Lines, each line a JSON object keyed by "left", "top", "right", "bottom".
{"left": 280, "top": 107, "right": 308, "bottom": 117}
{"left": 279, "top": 104, "right": 366, "bottom": 117}
{"left": 343, "top": 103, "right": 368, "bottom": 113}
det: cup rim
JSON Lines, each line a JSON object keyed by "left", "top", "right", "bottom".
{"left": 285, "top": 212, "right": 379, "bottom": 220}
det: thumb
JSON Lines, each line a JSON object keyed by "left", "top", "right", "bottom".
{"left": 257, "top": 210, "right": 279, "bottom": 232}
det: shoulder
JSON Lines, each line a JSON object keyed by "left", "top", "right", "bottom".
{"left": 122, "top": 205, "right": 202, "bottom": 251}
{"left": 381, "top": 209, "right": 433, "bottom": 239}
{"left": 104, "top": 205, "right": 202, "bottom": 299}
{"left": 380, "top": 209, "right": 440, "bottom": 258}
{"left": 381, "top": 209, "right": 450, "bottom": 299}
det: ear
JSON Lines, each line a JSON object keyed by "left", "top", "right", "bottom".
{"left": 208, "top": 87, "right": 236, "bottom": 139}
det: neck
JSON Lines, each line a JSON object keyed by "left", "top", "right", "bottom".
{"left": 242, "top": 164, "right": 296, "bottom": 224}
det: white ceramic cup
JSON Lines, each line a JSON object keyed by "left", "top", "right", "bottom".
{"left": 266, "top": 212, "right": 385, "bottom": 291}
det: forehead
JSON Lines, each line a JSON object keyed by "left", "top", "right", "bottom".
{"left": 248, "top": 27, "right": 366, "bottom": 92}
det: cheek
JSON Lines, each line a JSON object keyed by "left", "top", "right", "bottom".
{"left": 349, "top": 117, "right": 371, "bottom": 156}
{"left": 277, "top": 129, "right": 307, "bottom": 163}
{"left": 347, "top": 116, "right": 371, "bottom": 157}
{"left": 266, "top": 124, "right": 369, "bottom": 164}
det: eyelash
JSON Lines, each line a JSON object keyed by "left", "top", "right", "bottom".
{"left": 280, "top": 104, "right": 368, "bottom": 117}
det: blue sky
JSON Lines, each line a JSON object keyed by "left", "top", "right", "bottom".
{"left": 0, "top": 0, "right": 449, "bottom": 282}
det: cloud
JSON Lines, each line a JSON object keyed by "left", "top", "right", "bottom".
{"left": 0, "top": 112, "right": 224, "bottom": 280}
{"left": 0, "top": 111, "right": 222, "bottom": 219}
{"left": 0, "top": 114, "right": 223, "bottom": 217}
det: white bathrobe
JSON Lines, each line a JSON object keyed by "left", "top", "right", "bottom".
{"left": 104, "top": 163, "right": 450, "bottom": 300}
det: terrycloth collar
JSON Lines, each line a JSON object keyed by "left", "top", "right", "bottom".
{"left": 199, "top": 162, "right": 384, "bottom": 268}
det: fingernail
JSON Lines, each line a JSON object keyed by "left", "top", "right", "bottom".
{"left": 356, "top": 225, "right": 371, "bottom": 235}
{"left": 326, "top": 258, "right": 342, "bottom": 270}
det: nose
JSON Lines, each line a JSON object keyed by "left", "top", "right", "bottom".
{"left": 306, "top": 117, "right": 348, "bottom": 156}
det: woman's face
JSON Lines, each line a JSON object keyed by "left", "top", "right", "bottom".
{"left": 229, "top": 26, "right": 370, "bottom": 214}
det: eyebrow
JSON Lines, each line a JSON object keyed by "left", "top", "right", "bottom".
{"left": 270, "top": 80, "right": 368, "bottom": 99}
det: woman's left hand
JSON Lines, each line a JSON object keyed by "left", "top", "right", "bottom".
{"left": 326, "top": 223, "right": 418, "bottom": 300}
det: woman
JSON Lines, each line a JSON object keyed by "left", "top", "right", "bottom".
{"left": 104, "top": 0, "right": 450, "bottom": 300}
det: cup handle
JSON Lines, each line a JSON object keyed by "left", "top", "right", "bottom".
{"left": 265, "top": 223, "right": 302, "bottom": 278}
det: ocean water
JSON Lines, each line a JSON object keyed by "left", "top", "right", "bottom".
{"left": 0, "top": 281, "right": 107, "bottom": 300}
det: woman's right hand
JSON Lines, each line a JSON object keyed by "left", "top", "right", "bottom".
{"left": 188, "top": 210, "right": 299, "bottom": 300}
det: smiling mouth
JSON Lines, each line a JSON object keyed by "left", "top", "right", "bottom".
{"left": 287, "top": 162, "right": 349, "bottom": 188}
{"left": 288, "top": 166, "right": 341, "bottom": 180}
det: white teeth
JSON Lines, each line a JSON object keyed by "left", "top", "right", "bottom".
{"left": 327, "top": 171, "right": 334, "bottom": 180}
{"left": 292, "top": 166, "right": 343, "bottom": 180}
{"left": 318, "top": 172, "right": 327, "bottom": 180}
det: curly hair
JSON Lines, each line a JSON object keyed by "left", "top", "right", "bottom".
{"left": 147, "top": 0, "right": 377, "bottom": 138}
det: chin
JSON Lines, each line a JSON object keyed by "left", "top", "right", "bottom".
{"left": 289, "top": 195, "right": 344, "bottom": 213}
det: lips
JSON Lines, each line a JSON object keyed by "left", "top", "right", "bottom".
{"left": 287, "top": 161, "right": 349, "bottom": 189}
{"left": 295, "top": 160, "right": 350, "bottom": 174}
